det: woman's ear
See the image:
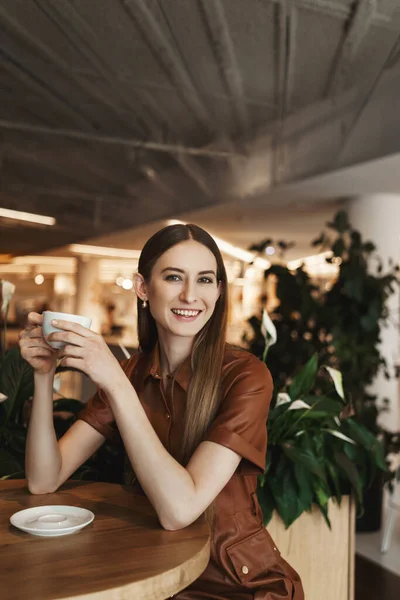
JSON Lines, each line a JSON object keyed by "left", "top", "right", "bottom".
{"left": 217, "top": 280, "right": 223, "bottom": 299}
{"left": 133, "top": 273, "right": 148, "bottom": 301}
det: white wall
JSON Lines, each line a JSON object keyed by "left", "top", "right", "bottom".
{"left": 348, "top": 194, "right": 400, "bottom": 431}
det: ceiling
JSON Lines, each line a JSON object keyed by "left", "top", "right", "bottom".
{"left": 1, "top": 0, "right": 400, "bottom": 256}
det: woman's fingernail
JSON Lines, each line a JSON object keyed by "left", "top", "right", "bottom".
{"left": 52, "top": 320, "right": 58, "bottom": 325}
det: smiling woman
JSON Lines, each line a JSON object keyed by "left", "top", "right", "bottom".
{"left": 19, "top": 223, "right": 304, "bottom": 600}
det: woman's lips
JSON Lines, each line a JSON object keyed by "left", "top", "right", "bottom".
{"left": 171, "top": 309, "right": 202, "bottom": 322}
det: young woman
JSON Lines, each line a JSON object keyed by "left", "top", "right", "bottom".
{"left": 20, "top": 223, "right": 304, "bottom": 599}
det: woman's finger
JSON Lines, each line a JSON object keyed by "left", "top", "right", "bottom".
{"left": 20, "top": 337, "right": 54, "bottom": 350}
{"left": 20, "top": 326, "right": 43, "bottom": 340}
{"left": 47, "top": 331, "right": 85, "bottom": 347}
{"left": 22, "top": 347, "right": 54, "bottom": 359}
{"left": 59, "top": 357, "right": 84, "bottom": 370}
{"left": 50, "top": 319, "right": 93, "bottom": 338}
{"left": 26, "top": 312, "right": 43, "bottom": 327}
{"left": 60, "top": 345, "right": 84, "bottom": 358}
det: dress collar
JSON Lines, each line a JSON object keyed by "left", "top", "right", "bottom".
{"left": 143, "top": 342, "right": 192, "bottom": 392}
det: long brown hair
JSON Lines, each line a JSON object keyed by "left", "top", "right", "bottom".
{"left": 137, "top": 223, "right": 228, "bottom": 465}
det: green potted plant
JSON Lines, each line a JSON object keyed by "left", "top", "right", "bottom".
{"left": 247, "top": 210, "right": 400, "bottom": 530}
{"left": 258, "top": 349, "right": 387, "bottom": 528}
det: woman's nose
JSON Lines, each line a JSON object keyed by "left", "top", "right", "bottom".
{"left": 180, "top": 281, "right": 197, "bottom": 303}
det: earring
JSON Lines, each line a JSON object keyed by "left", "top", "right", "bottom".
{"left": 142, "top": 299, "right": 147, "bottom": 308}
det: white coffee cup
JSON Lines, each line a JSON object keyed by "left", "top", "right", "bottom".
{"left": 42, "top": 311, "right": 92, "bottom": 349}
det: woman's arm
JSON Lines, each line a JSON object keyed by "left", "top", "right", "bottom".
{"left": 25, "top": 371, "right": 62, "bottom": 493}
{"left": 20, "top": 313, "right": 106, "bottom": 494}
{"left": 47, "top": 319, "right": 242, "bottom": 529}
{"left": 109, "top": 375, "right": 241, "bottom": 530}
{"left": 27, "top": 395, "right": 105, "bottom": 494}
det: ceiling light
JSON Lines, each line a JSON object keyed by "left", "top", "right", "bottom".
{"left": 287, "top": 251, "right": 333, "bottom": 270}
{"left": 69, "top": 244, "right": 141, "bottom": 259}
{"left": 0, "top": 208, "right": 56, "bottom": 226}
{"left": 121, "top": 278, "right": 133, "bottom": 290}
{"left": 13, "top": 256, "right": 74, "bottom": 266}
{"left": 265, "top": 246, "right": 275, "bottom": 256}
{"left": 165, "top": 219, "right": 270, "bottom": 268}
{"left": 34, "top": 274, "right": 44, "bottom": 285}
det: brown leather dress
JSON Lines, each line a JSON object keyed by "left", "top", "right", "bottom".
{"left": 78, "top": 345, "right": 304, "bottom": 600}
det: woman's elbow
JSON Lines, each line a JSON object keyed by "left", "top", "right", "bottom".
{"left": 27, "top": 480, "right": 58, "bottom": 495}
{"left": 159, "top": 508, "right": 193, "bottom": 531}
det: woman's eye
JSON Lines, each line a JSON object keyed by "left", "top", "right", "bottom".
{"left": 165, "top": 274, "right": 181, "bottom": 282}
{"left": 198, "top": 277, "right": 214, "bottom": 284}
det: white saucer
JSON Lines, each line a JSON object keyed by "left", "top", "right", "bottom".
{"left": 10, "top": 505, "right": 95, "bottom": 537}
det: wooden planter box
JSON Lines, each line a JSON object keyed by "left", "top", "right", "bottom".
{"left": 267, "top": 496, "right": 355, "bottom": 600}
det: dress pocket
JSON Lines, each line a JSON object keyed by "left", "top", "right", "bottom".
{"left": 226, "top": 527, "right": 281, "bottom": 585}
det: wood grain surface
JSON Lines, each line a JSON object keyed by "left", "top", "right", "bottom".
{"left": 267, "top": 495, "right": 355, "bottom": 600}
{"left": 0, "top": 480, "right": 210, "bottom": 600}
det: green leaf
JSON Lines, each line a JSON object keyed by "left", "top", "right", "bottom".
{"left": 256, "top": 480, "right": 275, "bottom": 526}
{"left": 343, "top": 420, "right": 387, "bottom": 471}
{"left": 326, "top": 460, "right": 342, "bottom": 504}
{"left": 293, "top": 463, "right": 314, "bottom": 510}
{"left": 268, "top": 457, "right": 305, "bottom": 528}
{"left": 1, "top": 348, "right": 33, "bottom": 424}
{"left": 332, "top": 237, "right": 345, "bottom": 258}
{"left": 282, "top": 443, "right": 326, "bottom": 481}
{"left": 0, "top": 470, "right": 25, "bottom": 480}
{"left": 0, "top": 448, "right": 24, "bottom": 478}
{"left": 289, "top": 353, "right": 318, "bottom": 401}
{"left": 313, "top": 485, "right": 332, "bottom": 528}
{"left": 328, "top": 211, "right": 350, "bottom": 233}
{"left": 334, "top": 451, "right": 363, "bottom": 503}
{"left": 302, "top": 396, "right": 343, "bottom": 417}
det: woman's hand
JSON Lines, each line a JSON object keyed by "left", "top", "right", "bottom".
{"left": 19, "top": 312, "right": 59, "bottom": 375}
{"left": 46, "top": 319, "right": 123, "bottom": 392}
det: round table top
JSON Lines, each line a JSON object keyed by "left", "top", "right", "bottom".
{"left": 0, "top": 480, "right": 210, "bottom": 600}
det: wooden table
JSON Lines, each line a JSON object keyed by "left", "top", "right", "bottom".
{"left": 0, "top": 480, "right": 210, "bottom": 600}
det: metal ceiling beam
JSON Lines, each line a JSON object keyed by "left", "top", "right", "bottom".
{"left": 172, "top": 153, "right": 212, "bottom": 197}
{"left": 4, "top": 145, "right": 119, "bottom": 192}
{"left": 273, "top": 1, "right": 297, "bottom": 183}
{"left": 270, "top": 0, "right": 398, "bottom": 30}
{"left": 336, "top": 30, "right": 400, "bottom": 160}
{"left": 0, "top": 6, "right": 136, "bottom": 130}
{"left": 0, "top": 184, "right": 134, "bottom": 205}
{"left": 199, "top": 0, "right": 250, "bottom": 136}
{"left": 2, "top": 2, "right": 225, "bottom": 197}
{"left": 0, "top": 51, "right": 93, "bottom": 131}
{"left": 121, "top": 0, "right": 213, "bottom": 131}
{"left": 34, "top": 0, "right": 157, "bottom": 139}
{"left": 325, "top": 0, "right": 377, "bottom": 97}
{"left": 33, "top": 0, "right": 210, "bottom": 197}
{"left": 0, "top": 120, "right": 239, "bottom": 158}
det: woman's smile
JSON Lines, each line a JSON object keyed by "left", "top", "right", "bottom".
{"left": 171, "top": 308, "right": 203, "bottom": 321}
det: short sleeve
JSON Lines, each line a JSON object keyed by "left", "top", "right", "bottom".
{"left": 204, "top": 353, "right": 273, "bottom": 474}
{"left": 77, "top": 355, "right": 138, "bottom": 443}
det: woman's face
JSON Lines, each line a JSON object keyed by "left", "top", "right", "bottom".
{"left": 138, "top": 240, "right": 222, "bottom": 340}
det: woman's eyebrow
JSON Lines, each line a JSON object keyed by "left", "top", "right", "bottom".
{"left": 161, "top": 267, "right": 185, "bottom": 274}
{"left": 161, "top": 267, "right": 216, "bottom": 276}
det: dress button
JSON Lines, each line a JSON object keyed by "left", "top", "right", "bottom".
{"left": 241, "top": 565, "right": 249, "bottom": 575}
{"left": 165, "top": 413, "right": 170, "bottom": 420}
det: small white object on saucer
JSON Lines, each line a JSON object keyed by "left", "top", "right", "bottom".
{"left": 10, "top": 505, "right": 95, "bottom": 537}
